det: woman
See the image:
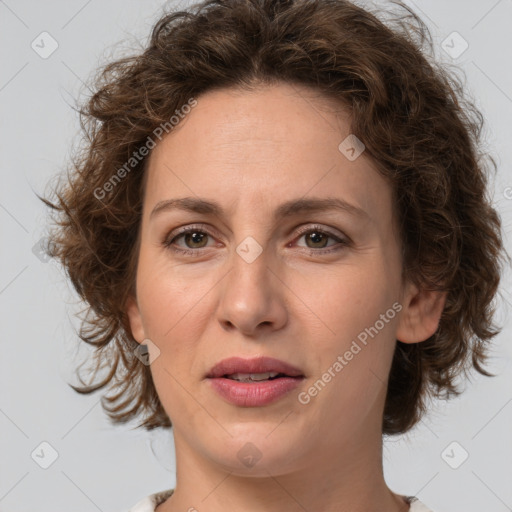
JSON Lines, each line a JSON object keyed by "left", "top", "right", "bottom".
{"left": 40, "top": 0, "right": 507, "bottom": 510}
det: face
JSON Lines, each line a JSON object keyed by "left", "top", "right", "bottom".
{"left": 126, "top": 82, "right": 441, "bottom": 476}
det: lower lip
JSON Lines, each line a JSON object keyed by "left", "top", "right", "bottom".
{"left": 208, "top": 376, "right": 304, "bottom": 407}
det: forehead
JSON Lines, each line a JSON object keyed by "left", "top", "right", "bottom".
{"left": 143, "top": 83, "right": 393, "bottom": 229}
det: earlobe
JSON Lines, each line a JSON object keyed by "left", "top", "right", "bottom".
{"left": 125, "top": 294, "right": 146, "bottom": 343}
{"left": 395, "top": 282, "right": 447, "bottom": 344}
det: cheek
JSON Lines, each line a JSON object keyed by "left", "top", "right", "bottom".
{"left": 299, "top": 259, "right": 398, "bottom": 347}
{"left": 300, "top": 261, "right": 399, "bottom": 403}
{"left": 136, "top": 246, "right": 218, "bottom": 341}
{"left": 135, "top": 263, "right": 214, "bottom": 423}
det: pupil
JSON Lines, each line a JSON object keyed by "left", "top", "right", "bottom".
{"left": 186, "top": 232, "right": 206, "bottom": 248}
{"left": 308, "top": 232, "right": 326, "bottom": 248}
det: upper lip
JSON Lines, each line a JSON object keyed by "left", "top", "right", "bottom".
{"left": 207, "top": 356, "right": 304, "bottom": 378}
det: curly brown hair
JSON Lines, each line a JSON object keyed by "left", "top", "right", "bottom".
{"left": 39, "top": 0, "right": 509, "bottom": 435}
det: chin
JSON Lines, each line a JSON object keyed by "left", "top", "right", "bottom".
{"left": 204, "top": 426, "right": 306, "bottom": 476}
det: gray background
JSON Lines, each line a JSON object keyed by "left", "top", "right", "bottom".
{"left": 1, "top": 0, "right": 511, "bottom": 511}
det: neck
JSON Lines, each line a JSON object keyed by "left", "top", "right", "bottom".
{"left": 156, "top": 423, "right": 410, "bottom": 512}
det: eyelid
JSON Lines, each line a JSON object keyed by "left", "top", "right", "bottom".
{"left": 293, "top": 223, "right": 346, "bottom": 241}
{"left": 166, "top": 222, "right": 347, "bottom": 241}
{"left": 166, "top": 223, "right": 220, "bottom": 242}
{"left": 164, "top": 223, "right": 219, "bottom": 251}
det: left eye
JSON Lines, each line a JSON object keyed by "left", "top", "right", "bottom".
{"left": 294, "top": 228, "right": 341, "bottom": 250}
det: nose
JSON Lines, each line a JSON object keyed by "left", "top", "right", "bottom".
{"left": 216, "top": 245, "right": 288, "bottom": 337}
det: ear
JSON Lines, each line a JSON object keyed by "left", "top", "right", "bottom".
{"left": 125, "top": 294, "right": 146, "bottom": 343}
{"left": 395, "top": 280, "right": 447, "bottom": 343}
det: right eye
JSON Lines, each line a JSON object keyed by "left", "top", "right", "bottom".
{"left": 162, "top": 225, "right": 216, "bottom": 256}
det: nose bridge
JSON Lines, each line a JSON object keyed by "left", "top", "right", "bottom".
{"left": 228, "top": 235, "right": 273, "bottom": 301}
{"left": 216, "top": 233, "right": 287, "bottom": 334}
{"left": 227, "top": 202, "right": 274, "bottom": 281}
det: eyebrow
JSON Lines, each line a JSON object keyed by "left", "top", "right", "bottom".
{"left": 150, "top": 196, "right": 370, "bottom": 223}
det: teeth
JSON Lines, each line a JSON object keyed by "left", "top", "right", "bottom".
{"left": 227, "top": 372, "right": 280, "bottom": 382}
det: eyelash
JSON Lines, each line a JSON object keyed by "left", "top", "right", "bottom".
{"left": 162, "top": 224, "right": 350, "bottom": 257}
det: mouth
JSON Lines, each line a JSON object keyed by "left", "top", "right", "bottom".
{"left": 222, "top": 371, "right": 290, "bottom": 382}
{"left": 206, "top": 356, "right": 305, "bottom": 407}
{"left": 206, "top": 356, "right": 305, "bottom": 380}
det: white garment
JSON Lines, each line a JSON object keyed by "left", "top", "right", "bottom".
{"left": 127, "top": 489, "right": 435, "bottom": 511}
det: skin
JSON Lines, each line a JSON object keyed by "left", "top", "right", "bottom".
{"left": 126, "top": 82, "right": 447, "bottom": 512}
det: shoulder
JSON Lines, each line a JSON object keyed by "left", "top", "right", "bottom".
{"left": 127, "top": 489, "right": 174, "bottom": 512}
{"left": 126, "top": 490, "right": 434, "bottom": 512}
